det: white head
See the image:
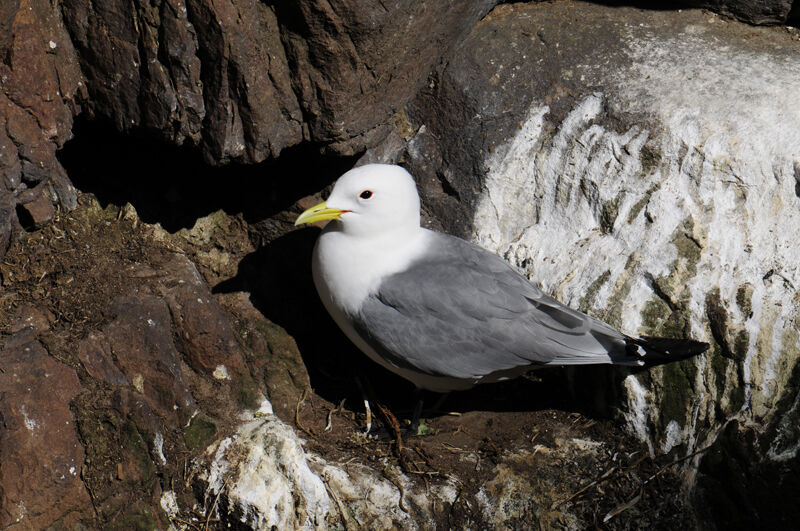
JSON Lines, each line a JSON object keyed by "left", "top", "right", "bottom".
{"left": 295, "top": 164, "right": 421, "bottom": 237}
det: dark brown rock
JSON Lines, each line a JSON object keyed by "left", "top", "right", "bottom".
{"left": 678, "top": 0, "right": 799, "bottom": 25}
{"left": 16, "top": 186, "right": 56, "bottom": 230}
{"left": 275, "top": 0, "right": 497, "bottom": 154}
{"left": 61, "top": 0, "right": 304, "bottom": 164}
{"left": 0, "top": 0, "right": 83, "bottom": 258}
{"left": 58, "top": 0, "right": 500, "bottom": 162}
{"left": 97, "top": 294, "right": 199, "bottom": 426}
{"left": 8, "top": 303, "right": 53, "bottom": 335}
{"left": 187, "top": 0, "right": 304, "bottom": 162}
{"left": 217, "top": 291, "right": 311, "bottom": 420}
{"left": 0, "top": 333, "right": 89, "bottom": 529}
{"left": 0, "top": 193, "right": 14, "bottom": 258}
{"left": 78, "top": 331, "right": 129, "bottom": 386}
{"left": 159, "top": 254, "right": 248, "bottom": 377}
{"left": 1, "top": 0, "right": 502, "bottom": 259}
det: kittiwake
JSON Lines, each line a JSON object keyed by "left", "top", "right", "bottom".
{"left": 295, "top": 164, "right": 708, "bottom": 394}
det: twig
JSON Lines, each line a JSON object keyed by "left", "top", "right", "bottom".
{"left": 325, "top": 398, "right": 346, "bottom": 432}
{"left": 205, "top": 479, "right": 227, "bottom": 531}
{"left": 376, "top": 403, "right": 411, "bottom": 473}
{"left": 603, "top": 489, "right": 642, "bottom": 523}
{"left": 81, "top": 469, "right": 100, "bottom": 518}
{"left": 171, "top": 516, "right": 204, "bottom": 530}
{"left": 407, "top": 470, "right": 443, "bottom": 477}
{"left": 382, "top": 467, "right": 409, "bottom": 513}
{"left": 440, "top": 442, "right": 471, "bottom": 454}
{"left": 643, "top": 445, "right": 712, "bottom": 485}
{"left": 626, "top": 453, "right": 649, "bottom": 471}
{"left": 551, "top": 467, "right": 617, "bottom": 510}
{"left": 295, "top": 387, "right": 316, "bottom": 439}
{"left": 411, "top": 443, "right": 436, "bottom": 470}
{"left": 324, "top": 481, "right": 351, "bottom": 531}
{"left": 604, "top": 445, "right": 713, "bottom": 522}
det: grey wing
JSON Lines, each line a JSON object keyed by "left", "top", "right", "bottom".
{"left": 351, "top": 233, "right": 629, "bottom": 380}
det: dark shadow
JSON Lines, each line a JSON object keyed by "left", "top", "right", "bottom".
{"left": 58, "top": 116, "right": 357, "bottom": 232}
{"left": 215, "top": 226, "right": 628, "bottom": 420}
{"left": 790, "top": 2, "right": 800, "bottom": 27}
{"left": 583, "top": 0, "right": 688, "bottom": 10}
{"left": 591, "top": 0, "right": 800, "bottom": 27}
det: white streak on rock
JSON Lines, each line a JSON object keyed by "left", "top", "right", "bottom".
{"left": 21, "top": 405, "right": 39, "bottom": 432}
{"left": 662, "top": 420, "right": 683, "bottom": 454}
{"left": 154, "top": 431, "right": 167, "bottom": 466}
{"left": 160, "top": 490, "right": 179, "bottom": 518}
{"left": 623, "top": 374, "right": 653, "bottom": 454}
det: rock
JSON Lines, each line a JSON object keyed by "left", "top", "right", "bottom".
{"left": 61, "top": 0, "right": 304, "bottom": 163}
{"left": 0, "top": 193, "right": 15, "bottom": 258}
{"left": 677, "top": 0, "right": 799, "bottom": 25}
{"left": 1, "top": 0, "right": 499, "bottom": 251}
{"left": 16, "top": 185, "right": 56, "bottom": 230}
{"left": 196, "top": 414, "right": 330, "bottom": 529}
{"left": 8, "top": 304, "right": 54, "bottom": 335}
{"left": 58, "top": 0, "right": 498, "bottom": 161}
{"left": 0, "top": 0, "right": 83, "bottom": 258}
{"left": 0, "top": 333, "right": 89, "bottom": 529}
{"left": 364, "top": 2, "right": 800, "bottom": 525}
{"left": 216, "top": 291, "right": 312, "bottom": 421}
{"left": 78, "top": 332, "right": 128, "bottom": 386}
{"left": 158, "top": 253, "right": 248, "bottom": 378}
{"left": 275, "top": 0, "right": 497, "bottom": 154}
{"left": 82, "top": 294, "right": 199, "bottom": 425}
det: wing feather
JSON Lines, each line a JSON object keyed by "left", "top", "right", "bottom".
{"left": 350, "top": 233, "right": 627, "bottom": 380}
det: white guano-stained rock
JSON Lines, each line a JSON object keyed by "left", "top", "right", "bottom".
{"left": 469, "top": 17, "right": 800, "bottom": 464}
{"left": 194, "top": 409, "right": 460, "bottom": 529}
{"left": 198, "top": 415, "right": 329, "bottom": 529}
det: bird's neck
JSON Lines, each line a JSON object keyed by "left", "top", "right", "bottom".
{"left": 313, "top": 226, "right": 431, "bottom": 316}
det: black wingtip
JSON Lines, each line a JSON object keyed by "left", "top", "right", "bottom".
{"left": 625, "top": 335, "right": 709, "bottom": 367}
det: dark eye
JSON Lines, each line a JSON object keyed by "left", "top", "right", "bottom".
{"left": 359, "top": 190, "right": 373, "bottom": 199}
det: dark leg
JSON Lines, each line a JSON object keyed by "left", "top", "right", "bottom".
{"left": 409, "top": 387, "right": 425, "bottom": 435}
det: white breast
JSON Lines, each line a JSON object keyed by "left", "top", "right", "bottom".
{"left": 312, "top": 225, "right": 432, "bottom": 316}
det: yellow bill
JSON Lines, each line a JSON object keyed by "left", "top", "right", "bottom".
{"left": 294, "top": 201, "right": 347, "bottom": 226}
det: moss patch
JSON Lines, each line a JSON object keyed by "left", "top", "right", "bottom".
{"left": 636, "top": 218, "right": 707, "bottom": 437}
{"left": 184, "top": 415, "right": 217, "bottom": 452}
{"left": 736, "top": 284, "right": 753, "bottom": 318}
{"left": 640, "top": 144, "right": 662, "bottom": 177}
{"left": 641, "top": 297, "right": 672, "bottom": 334}
{"left": 626, "top": 188, "right": 653, "bottom": 224}
{"left": 578, "top": 270, "right": 611, "bottom": 313}
{"left": 108, "top": 507, "right": 157, "bottom": 531}
{"left": 761, "top": 333, "right": 800, "bottom": 457}
{"left": 640, "top": 218, "right": 703, "bottom": 337}
{"left": 706, "top": 288, "right": 736, "bottom": 360}
{"left": 601, "top": 254, "right": 638, "bottom": 328}
{"left": 121, "top": 421, "right": 156, "bottom": 485}
{"left": 656, "top": 361, "right": 698, "bottom": 434}
{"left": 600, "top": 198, "right": 619, "bottom": 234}
{"left": 238, "top": 370, "right": 262, "bottom": 411}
